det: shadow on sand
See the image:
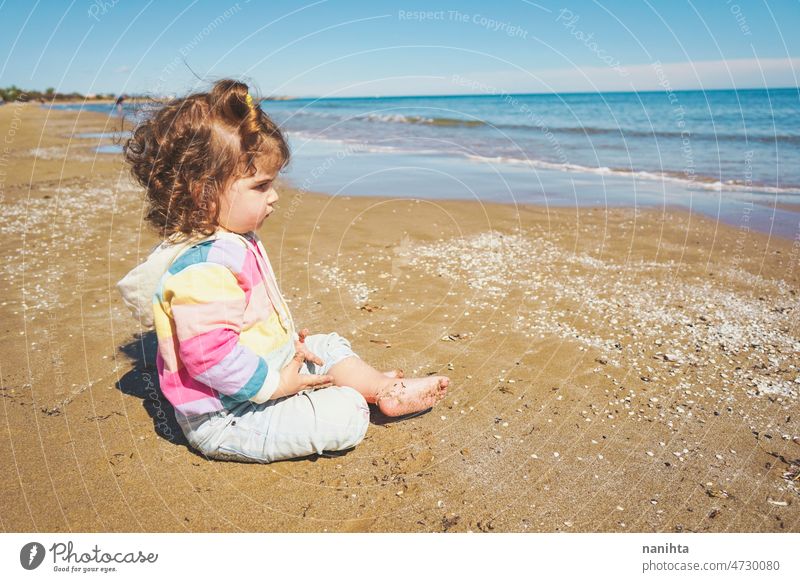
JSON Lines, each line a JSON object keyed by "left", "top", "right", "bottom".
{"left": 116, "top": 330, "right": 190, "bottom": 451}
{"left": 114, "top": 330, "right": 389, "bottom": 463}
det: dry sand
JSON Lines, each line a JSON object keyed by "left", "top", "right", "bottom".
{"left": 1, "top": 102, "right": 798, "bottom": 532}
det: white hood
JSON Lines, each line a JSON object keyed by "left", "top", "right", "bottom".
{"left": 116, "top": 233, "right": 210, "bottom": 329}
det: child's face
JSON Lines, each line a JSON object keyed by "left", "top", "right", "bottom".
{"left": 218, "top": 159, "right": 280, "bottom": 233}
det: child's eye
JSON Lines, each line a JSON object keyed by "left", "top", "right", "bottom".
{"left": 255, "top": 182, "right": 271, "bottom": 191}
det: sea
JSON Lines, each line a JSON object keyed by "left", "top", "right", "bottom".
{"left": 58, "top": 88, "right": 800, "bottom": 238}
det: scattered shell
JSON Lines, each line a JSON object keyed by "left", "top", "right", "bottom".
{"left": 705, "top": 487, "right": 731, "bottom": 499}
{"left": 441, "top": 333, "right": 468, "bottom": 341}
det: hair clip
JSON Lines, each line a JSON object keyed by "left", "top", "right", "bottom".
{"left": 245, "top": 93, "right": 255, "bottom": 110}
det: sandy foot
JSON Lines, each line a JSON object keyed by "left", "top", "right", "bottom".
{"left": 376, "top": 376, "right": 449, "bottom": 417}
{"left": 382, "top": 369, "right": 405, "bottom": 379}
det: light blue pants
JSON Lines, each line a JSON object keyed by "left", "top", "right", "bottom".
{"left": 175, "top": 332, "right": 370, "bottom": 463}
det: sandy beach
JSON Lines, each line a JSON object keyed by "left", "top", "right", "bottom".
{"left": 0, "top": 102, "right": 798, "bottom": 533}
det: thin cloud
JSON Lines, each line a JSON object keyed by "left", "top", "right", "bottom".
{"left": 316, "top": 57, "right": 800, "bottom": 97}
{"left": 458, "top": 57, "right": 800, "bottom": 94}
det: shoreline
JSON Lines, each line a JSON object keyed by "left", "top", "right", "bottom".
{"left": 275, "top": 136, "right": 800, "bottom": 242}
{"left": 280, "top": 175, "right": 800, "bottom": 244}
{"left": 756, "top": 200, "right": 800, "bottom": 214}
{"left": 30, "top": 101, "right": 800, "bottom": 241}
{"left": 1, "top": 102, "right": 798, "bottom": 533}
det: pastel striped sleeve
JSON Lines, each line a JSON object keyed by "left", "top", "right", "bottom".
{"left": 162, "top": 260, "right": 280, "bottom": 404}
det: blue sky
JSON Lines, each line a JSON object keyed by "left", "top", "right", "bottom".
{"left": 1, "top": 0, "right": 798, "bottom": 97}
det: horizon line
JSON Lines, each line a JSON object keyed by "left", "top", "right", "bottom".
{"left": 274, "top": 85, "right": 799, "bottom": 100}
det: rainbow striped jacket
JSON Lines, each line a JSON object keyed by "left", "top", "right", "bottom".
{"left": 120, "top": 230, "right": 298, "bottom": 418}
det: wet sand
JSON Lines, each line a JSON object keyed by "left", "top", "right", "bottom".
{"left": 0, "top": 102, "right": 798, "bottom": 532}
{"left": 757, "top": 200, "right": 800, "bottom": 214}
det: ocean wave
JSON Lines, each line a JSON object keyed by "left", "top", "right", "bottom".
{"left": 284, "top": 131, "right": 800, "bottom": 195}
{"left": 287, "top": 132, "right": 446, "bottom": 156}
{"left": 356, "top": 113, "right": 485, "bottom": 127}
{"left": 287, "top": 109, "right": 799, "bottom": 144}
{"left": 536, "top": 125, "right": 800, "bottom": 145}
{"left": 464, "top": 154, "right": 800, "bottom": 194}
{"left": 464, "top": 119, "right": 800, "bottom": 145}
{"left": 283, "top": 109, "right": 485, "bottom": 127}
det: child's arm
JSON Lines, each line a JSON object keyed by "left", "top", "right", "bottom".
{"left": 163, "top": 260, "right": 284, "bottom": 404}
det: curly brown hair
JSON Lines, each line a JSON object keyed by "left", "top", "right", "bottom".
{"left": 124, "top": 79, "right": 290, "bottom": 238}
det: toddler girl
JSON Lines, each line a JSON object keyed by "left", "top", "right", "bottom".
{"left": 117, "top": 79, "right": 449, "bottom": 463}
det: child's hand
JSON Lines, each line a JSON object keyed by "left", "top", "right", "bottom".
{"left": 298, "top": 328, "right": 310, "bottom": 343}
{"left": 272, "top": 351, "right": 334, "bottom": 399}
{"left": 295, "top": 328, "right": 323, "bottom": 366}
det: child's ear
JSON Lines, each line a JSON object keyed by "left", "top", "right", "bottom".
{"left": 191, "top": 178, "right": 218, "bottom": 216}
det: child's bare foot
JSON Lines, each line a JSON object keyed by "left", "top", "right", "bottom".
{"left": 375, "top": 376, "right": 448, "bottom": 417}
{"left": 382, "top": 368, "right": 405, "bottom": 379}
